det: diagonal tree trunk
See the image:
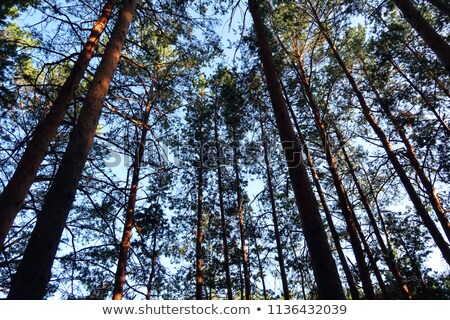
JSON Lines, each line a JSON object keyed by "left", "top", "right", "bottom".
{"left": 280, "top": 78, "right": 360, "bottom": 300}
{"left": 386, "top": 56, "right": 450, "bottom": 136}
{"left": 426, "top": 0, "right": 450, "bottom": 19}
{"left": 332, "top": 120, "right": 412, "bottom": 299}
{"left": 307, "top": 0, "right": 450, "bottom": 265}
{"left": 391, "top": 0, "right": 450, "bottom": 71}
{"left": 293, "top": 56, "right": 375, "bottom": 299}
{"left": 7, "top": 0, "right": 138, "bottom": 299}
{"left": 362, "top": 71, "right": 450, "bottom": 244}
{"left": 0, "top": 0, "right": 117, "bottom": 250}
{"left": 248, "top": 0, "right": 345, "bottom": 300}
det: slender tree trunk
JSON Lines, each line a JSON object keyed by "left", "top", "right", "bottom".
{"left": 249, "top": 218, "right": 268, "bottom": 299}
{"left": 398, "top": 236, "right": 429, "bottom": 296}
{"left": 259, "top": 111, "right": 290, "bottom": 300}
{"left": 233, "top": 136, "right": 251, "bottom": 300}
{"left": 7, "top": 0, "right": 138, "bottom": 299}
{"left": 214, "top": 113, "right": 233, "bottom": 300}
{"left": 280, "top": 80, "right": 360, "bottom": 300}
{"left": 112, "top": 90, "right": 154, "bottom": 300}
{"left": 391, "top": 0, "right": 450, "bottom": 71}
{"left": 238, "top": 248, "right": 244, "bottom": 300}
{"left": 309, "top": 2, "right": 450, "bottom": 266}
{"left": 0, "top": 0, "right": 117, "bottom": 250}
{"left": 297, "top": 124, "right": 360, "bottom": 300}
{"left": 293, "top": 56, "right": 375, "bottom": 299}
{"left": 348, "top": 206, "right": 389, "bottom": 299}
{"left": 195, "top": 119, "right": 204, "bottom": 300}
{"left": 146, "top": 225, "right": 159, "bottom": 300}
{"left": 377, "top": 12, "right": 450, "bottom": 97}
{"left": 387, "top": 56, "right": 450, "bottom": 136}
{"left": 332, "top": 121, "right": 412, "bottom": 299}
{"left": 364, "top": 77, "right": 450, "bottom": 244}
{"left": 248, "top": 0, "right": 345, "bottom": 300}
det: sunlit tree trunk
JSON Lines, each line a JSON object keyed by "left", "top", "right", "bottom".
{"left": 112, "top": 87, "right": 154, "bottom": 300}
{"left": 248, "top": 0, "right": 345, "bottom": 300}
{"left": 214, "top": 112, "right": 233, "bottom": 300}
{"left": 308, "top": 1, "right": 450, "bottom": 265}
{"left": 7, "top": 0, "right": 138, "bottom": 299}
{"left": 391, "top": 0, "right": 450, "bottom": 71}
{"left": 0, "top": 0, "right": 117, "bottom": 250}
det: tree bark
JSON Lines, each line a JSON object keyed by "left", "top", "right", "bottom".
{"left": 214, "top": 112, "right": 233, "bottom": 300}
{"left": 365, "top": 78, "right": 450, "bottom": 244}
{"left": 332, "top": 120, "right": 412, "bottom": 299}
{"left": 391, "top": 0, "right": 450, "bottom": 71}
{"left": 387, "top": 56, "right": 450, "bottom": 136}
{"left": 259, "top": 111, "right": 290, "bottom": 300}
{"left": 233, "top": 136, "right": 251, "bottom": 300}
{"left": 309, "top": 2, "right": 450, "bottom": 265}
{"left": 249, "top": 217, "right": 268, "bottom": 299}
{"left": 294, "top": 56, "right": 375, "bottom": 299}
{"left": 280, "top": 79, "right": 360, "bottom": 300}
{"left": 146, "top": 224, "right": 159, "bottom": 300}
{"left": 7, "top": 0, "right": 137, "bottom": 299}
{"left": 112, "top": 86, "right": 154, "bottom": 300}
{"left": 0, "top": 0, "right": 117, "bottom": 250}
{"left": 248, "top": 0, "right": 345, "bottom": 300}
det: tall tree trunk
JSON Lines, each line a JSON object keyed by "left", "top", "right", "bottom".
{"left": 386, "top": 56, "right": 450, "bottom": 136}
{"left": 214, "top": 112, "right": 233, "bottom": 300}
{"left": 280, "top": 79, "right": 360, "bottom": 300}
{"left": 259, "top": 111, "right": 290, "bottom": 300}
{"left": 248, "top": 0, "right": 345, "bottom": 300}
{"left": 146, "top": 225, "right": 159, "bottom": 300}
{"left": 309, "top": 1, "right": 450, "bottom": 266}
{"left": 0, "top": 0, "right": 117, "bottom": 250}
{"left": 427, "top": 0, "right": 450, "bottom": 19}
{"left": 398, "top": 235, "right": 429, "bottom": 296}
{"left": 293, "top": 56, "right": 375, "bottom": 299}
{"left": 238, "top": 248, "right": 244, "bottom": 300}
{"left": 112, "top": 87, "right": 154, "bottom": 300}
{"left": 332, "top": 120, "right": 412, "bottom": 299}
{"left": 249, "top": 218, "right": 268, "bottom": 299}
{"left": 233, "top": 136, "right": 251, "bottom": 300}
{"left": 7, "top": 0, "right": 138, "bottom": 299}
{"left": 348, "top": 206, "right": 389, "bottom": 299}
{"left": 364, "top": 75, "right": 450, "bottom": 243}
{"left": 195, "top": 118, "right": 204, "bottom": 300}
{"left": 391, "top": 0, "right": 450, "bottom": 71}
